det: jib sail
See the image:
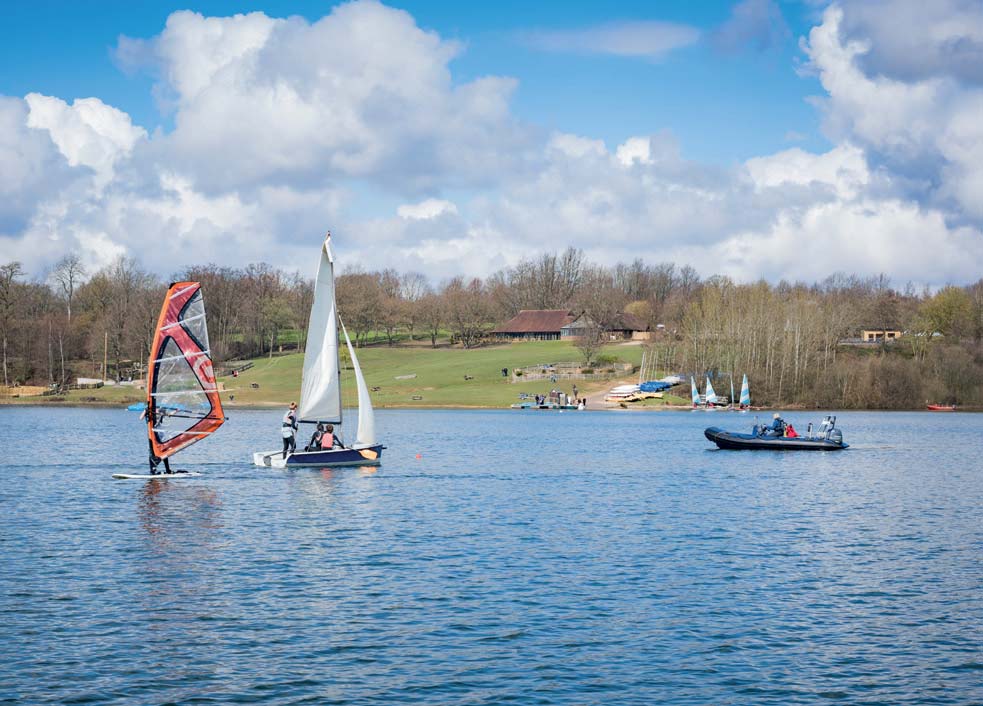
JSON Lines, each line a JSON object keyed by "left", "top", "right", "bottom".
{"left": 146, "top": 282, "right": 225, "bottom": 459}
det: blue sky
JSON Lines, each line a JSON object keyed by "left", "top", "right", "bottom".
{"left": 0, "top": 0, "right": 828, "bottom": 164}
{"left": 2, "top": 0, "right": 981, "bottom": 286}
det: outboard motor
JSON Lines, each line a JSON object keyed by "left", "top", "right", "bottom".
{"left": 829, "top": 428, "right": 843, "bottom": 445}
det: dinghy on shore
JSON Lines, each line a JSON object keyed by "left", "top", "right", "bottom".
{"left": 705, "top": 416, "right": 848, "bottom": 450}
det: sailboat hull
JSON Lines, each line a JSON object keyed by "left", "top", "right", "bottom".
{"left": 253, "top": 444, "right": 385, "bottom": 468}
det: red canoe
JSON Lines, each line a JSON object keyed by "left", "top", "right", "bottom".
{"left": 926, "top": 404, "right": 956, "bottom": 411}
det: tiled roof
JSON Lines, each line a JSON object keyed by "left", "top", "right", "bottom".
{"left": 493, "top": 310, "right": 575, "bottom": 333}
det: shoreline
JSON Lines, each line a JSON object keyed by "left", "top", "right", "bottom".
{"left": 1, "top": 398, "right": 978, "bottom": 413}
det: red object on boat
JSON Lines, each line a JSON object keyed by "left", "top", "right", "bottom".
{"left": 926, "top": 404, "right": 956, "bottom": 411}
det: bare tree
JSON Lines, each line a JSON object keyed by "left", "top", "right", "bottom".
{"left": 418, "top": 292, "right": 444, "bottom": 348}
{"left": 574, "top": 317, "right": 605, "bottom": 366}
{"left": 443, "top": 277, "right": 493, "bottom": 348}
{"left": 0, "top": 262, "right": 25, "bottom": 386}
{"left": 400, "top": 272, "right": 430, "bottom": 340}
{"left": 51, "top": 254, "right": 86, "bottom": 324}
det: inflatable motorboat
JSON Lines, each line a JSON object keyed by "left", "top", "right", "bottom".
{"left": 705, "top": 415, "right": 848, "bottom": 451}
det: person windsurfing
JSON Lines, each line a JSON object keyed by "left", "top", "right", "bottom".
{"left": 140, "top": 403, "right": 172, "bottom": 475}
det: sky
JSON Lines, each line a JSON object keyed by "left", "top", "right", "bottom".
{"left": 1, "top": 0, "right": 982, "bottom": 286}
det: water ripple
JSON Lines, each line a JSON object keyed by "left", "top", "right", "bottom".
{"left": 0, "top": 408, "right": 981, "bottom": 704}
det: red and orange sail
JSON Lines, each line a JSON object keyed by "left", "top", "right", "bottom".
{"left": 146, "top": 282, "right": 225, "bottom": 459}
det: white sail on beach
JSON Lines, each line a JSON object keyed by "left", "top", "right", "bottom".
{"left": 705, "top": 376, "right": 718, "bottom": 405}
{"left": 740, "top": 374, "right": 751, "bottom": 407}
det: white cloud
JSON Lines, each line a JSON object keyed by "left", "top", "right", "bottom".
{"left": 837, "top": 0, "right": 983, "bottom": 85}
{"left": 121, "top": 3, "right": 532, "bottom": 194}
{"left": 2, "top": 0, "right": 982, "bottom": 290}
{"left": 397, "top": 198, "right": 458, "bottom": 220}
{"left": 616, "top": 137, "right": 653, "bottom": 166}
{"left": 803, "top": 4, "right": 983, "bottom": 220}
{"left": 745, "top": 143, "right": 868, "bottom": 199}
{"left": 25, "top": 94, "right": 146, "bottom": 187}
{"left": 522, "top": 20, "right": 700, "bottom": 59}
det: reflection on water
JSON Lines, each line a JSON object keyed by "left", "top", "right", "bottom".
{"left": 138, "top": 479, "right": 223, "bottom": 549}
{"left": 1, "top": 407, "right": 982, "bottom": 705}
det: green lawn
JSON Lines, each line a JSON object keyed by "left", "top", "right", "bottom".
{"left": 2, "top": 340, "right": 654, "bottom": 409}
{"left": 223, "top": 340, "right": 648, "bottom": 408}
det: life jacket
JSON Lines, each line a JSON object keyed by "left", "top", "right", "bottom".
{"left": 785, "top": 424, "right": 798, "bottom": 438}
{"left": 321, "top": 432, "right": 334, "bottom": 449}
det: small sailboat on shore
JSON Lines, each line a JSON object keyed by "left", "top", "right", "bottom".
{"left": 114, "top": 282, "right": 225, "bottom": 479}
{"left": 739, "top": 374, "right": 751, "bottom": 411}
{"left": 253, "top": 233, "right": 385, "bottom": 468}
{"left": 690, "top": 376, "right": 700, "bottom": 409}
{"left": 704, "top": 376, "right": 718, "bottom": 409}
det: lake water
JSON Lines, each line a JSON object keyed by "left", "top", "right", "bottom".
{"left": 1, "top": 406, "right": 981, "bottom": 705}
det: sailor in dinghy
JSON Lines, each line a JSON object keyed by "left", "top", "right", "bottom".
{"left": 253, "top": 233, "right": 385, "bottom": 469}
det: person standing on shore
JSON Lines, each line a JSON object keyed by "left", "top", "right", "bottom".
{"left": 282, "top": 402, "right": 298, "bottom": 457}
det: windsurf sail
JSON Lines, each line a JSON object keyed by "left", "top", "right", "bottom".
{"left": 705, "top": 376, "right": 718, "bottom": 406}
{"left": 690, "top": 376, "right": 700, "bottom": 407}
{"left": 740, "top": 374, "right": 751, "bottom": 407}
{"left": 299, "top": 235, "right": 342, "bottom": 424}
{"left": 147, "top": 282, "right": 225, "bottom": 459}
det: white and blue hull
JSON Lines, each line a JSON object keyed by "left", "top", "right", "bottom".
{"left": 253, "top": 444, "right": 385, "bottom": 468}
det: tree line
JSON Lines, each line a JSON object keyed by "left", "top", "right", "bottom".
{"left": 1, "top": 249, "right": 981, "bottom": 408}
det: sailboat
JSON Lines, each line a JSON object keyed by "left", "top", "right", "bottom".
{"left": 704, "top": 376, "right": 718, "bottom": 408}
{"left": 253, "top": 233, "right": 385, "bottom": 468}
{"left": 113, "top": 282, "right": 226, "bottom": 479}
{"left": 739, "top": 374, "right": 751, "bottom": 411}
{"left": 690, "top": 376, "right": 700, "bottom": 408}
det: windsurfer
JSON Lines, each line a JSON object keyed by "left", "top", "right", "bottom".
{"left": 140, "top": 405, "right": 172, "bottom": 474}
{"left": 282, "top": 402, "right": 298, "bottom": 456}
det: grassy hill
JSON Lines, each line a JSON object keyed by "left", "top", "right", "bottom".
{"left": 224, "top": 340, "right": 647, "bottom": 408}
{"left": 0, "top": 339, "right": 696, "bottom": 409}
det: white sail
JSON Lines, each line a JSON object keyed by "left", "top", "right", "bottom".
{"left": 705, "top": 376, "right": 718, "bottom": 405}
{"left": 690, "top": 376, "right": 700, "bottom": 406}
{"left": 298, "top": 235, "right": 342, "bottom": 423}
{"left": 340, "top": 319, "right": 376, "bottom": 446}
{"left": 740, "top": 374, "right": 751, "bottom": 407}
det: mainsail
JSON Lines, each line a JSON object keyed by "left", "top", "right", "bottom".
{"left": 739, "top": 374, "right": 751, "bottom": 407}
{"left": 299, "top": 235, "right": 342, "bottom": 424}
{"left": 705, "top": 376, "right": 718, "bottom": 405}
{"left": 147, "top": 282, "right": 225, "bottom": 459}
{"left": 690, "top": 376, "right": 700, "bottom": 407}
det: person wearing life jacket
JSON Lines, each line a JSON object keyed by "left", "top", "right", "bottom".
{"left": 769, "top": 413, "right": 786, "bottom": 436}
{"left": 281, "top": 402, "right": 298, "bottom": 457}
{"left": 321, "top": 423, "right": 343, "bottom": 449}
{"left": 785, "top": 423, "right": 799, "bottom": 438}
